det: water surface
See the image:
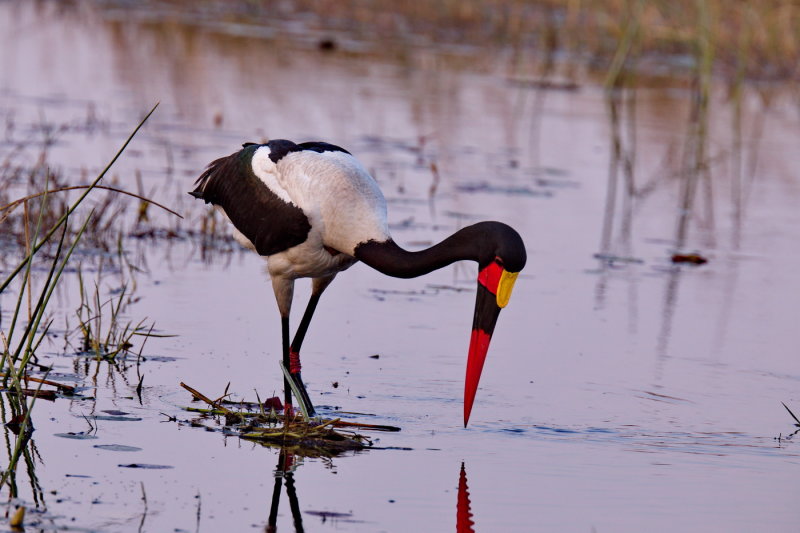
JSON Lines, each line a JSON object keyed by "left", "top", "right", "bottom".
{"left": 1, "top": 2, "right": 799, "bottom": 531}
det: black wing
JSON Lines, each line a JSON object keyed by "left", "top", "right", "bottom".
{"left": 263, "top": 139, "right": 351, "bottom": 163}
{"left": 297, "top": 141, "right": 351, "bottom": 156}
{"left": 191, "top": 145, "right": 311, "bottom": 256}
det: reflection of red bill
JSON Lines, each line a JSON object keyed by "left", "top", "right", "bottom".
{"left": 457, "top": 462, "right": 475, "bottom": 533}
{"left": 464, "top": 260, "right": 519, "bottom": 427}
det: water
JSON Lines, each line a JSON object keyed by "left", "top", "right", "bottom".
{"left": 1, "top": 2, "right": 799, "bottom": 531}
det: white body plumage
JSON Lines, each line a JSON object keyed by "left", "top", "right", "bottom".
{"left": 204, "top": 142, "right": 392, "bottom": 314}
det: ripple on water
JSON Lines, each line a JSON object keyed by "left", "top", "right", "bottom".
{"left": 489, "top": 423, "right": 798, "bottom": 461}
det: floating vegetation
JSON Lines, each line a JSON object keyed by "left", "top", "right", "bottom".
{"left": 70, "top": 266, "right": 164, "bottom": 361}
{"left": 179, "top": 382, "right": 399, "bottom": 457}
{"left": 239, "top": 418, "right": 370, "bottom": 455}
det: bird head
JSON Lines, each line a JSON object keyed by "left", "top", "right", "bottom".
{"left": 464, "top": 223, "right": 526, "bottom": 427}
{"left": 353, "top": 220, "right": 526, "bottom": 427}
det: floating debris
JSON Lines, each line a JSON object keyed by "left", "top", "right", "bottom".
{"left": 89, "top": 415, "right": 143, "bottom": 422}
{"left": 534, "top": 177, "right": 581, "bottom": 189}
{"left": 8, "top": 388, "right": 57, "bottom": 401}
{"left": 54, "top": 432, "right": 98, "bottom": 440}
{"left": 305, "top": 509, "right": 361, "bottom": 524}
{"left": 118, "top": 463, "right": 173, "bottom": 469}
{"left": 671, "top": 253, "right": 708, "bottom": 265}
{"left": 318, "top": 37, "right": 337, "bottom": 51}
{"left": 239, "top": 418, "right": 369, "bottom": 454}
{"left": 0, "top": 372, "right": 76, "bottom": 394}
{"left": 94, "top": 444, "right": 142, "bottom": 452}
{"left": 454, "top": 181, "right": 552, "bottom": 197}
{"left": 102, "top": 410, "right": 130, "bottom": 416}
{"left": 426, "top": 283, "right": 472, "bottom": 293}
{"left": 178, "top": 382, "right": 399, "bottom": 456}
{"left": 262, "top": 396, "right": 283, "bottom": 410}
{"left": 9, "top": 505, "right": 25, "bottom": 528}
{"left": 507, "top": 77, "right": 580, "bottom": 91}
{"left": 593, "top": 253, "right": 645, "bottom": 265}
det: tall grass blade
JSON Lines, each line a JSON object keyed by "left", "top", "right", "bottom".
{"left": 15, "top": 212, "right": 96, "bottom": 374}
{"left": 781, "top": 402, "right": 800, "bottom": 428}
{"left": 279, "top": 362, "right": 310, "bottom": 422}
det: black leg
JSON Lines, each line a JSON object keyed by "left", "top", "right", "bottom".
{"left": 290, "top": 292, "right": 321, "bottom": 358}
{"left": 288, "top": 292, "right": 321, "bottom": 417}
{"left": 281, "top": 315, "right": 293, "bottom": 411}
{"left": 276, "top": 275, "right": 333, "bottom": 417}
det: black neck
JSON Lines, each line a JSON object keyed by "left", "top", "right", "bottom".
{"left": 354, "top": 221, "right": 525, "bottom": 279}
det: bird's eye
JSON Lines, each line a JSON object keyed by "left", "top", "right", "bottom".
{"left": 494, "top": 256, "right": 504, "bottom": 267}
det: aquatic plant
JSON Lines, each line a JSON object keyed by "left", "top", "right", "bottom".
{"left": 71, "top": 266, "right": 159, "bottom": 362}
{"left": 0, "top": 104, "right": 159, "bottom": 497}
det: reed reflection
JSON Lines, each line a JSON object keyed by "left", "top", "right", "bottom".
{"left": 595, "top": 84, "right": 640, "bottom": 340}
{"left": 596, "top": 61, "right": 772, "bottom": 363}
{"left": 0, "top": 388, "right": 45, "bottom": 513}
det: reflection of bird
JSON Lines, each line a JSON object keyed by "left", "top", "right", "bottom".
{"left": 191, "top": 140, "right": 526, "bottom": 426}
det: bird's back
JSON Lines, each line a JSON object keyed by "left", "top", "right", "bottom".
{"left": 192, "top": 140, "right": 389, "bottom": 258}
{"left": 269, "top": 144, "right": 389, "bottom": 255}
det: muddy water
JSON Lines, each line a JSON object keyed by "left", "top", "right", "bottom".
{"left": 2, "top": 2, "right": 800, "bottom": 532}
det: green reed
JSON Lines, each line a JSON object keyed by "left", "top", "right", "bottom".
{"left": 0, "top": 104, "right": 159, "bottom": 496}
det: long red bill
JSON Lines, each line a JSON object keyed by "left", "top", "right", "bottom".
{"left": 464, "top": 324, "right": 496, "bottom": 427}
{"left": 464, "top": 261, "right": 516, "bottom": 427}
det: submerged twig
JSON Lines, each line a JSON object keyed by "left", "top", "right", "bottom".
{"left": 0, "top": 372, "right": 75, "bottom": 393}
{"left": 180, "top": 382, "right": 231, "bottom": 414}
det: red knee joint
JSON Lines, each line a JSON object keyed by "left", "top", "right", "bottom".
{"left": 289, "top": 349, "right": 301, "bottom": 374}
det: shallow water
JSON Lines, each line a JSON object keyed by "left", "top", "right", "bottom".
{"left": 2, "top": 2, "right": 800, "bottom": 532}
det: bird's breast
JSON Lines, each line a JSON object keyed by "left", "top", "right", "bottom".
{"left": 267, "top": 236, "right": 357, "bottom": 280}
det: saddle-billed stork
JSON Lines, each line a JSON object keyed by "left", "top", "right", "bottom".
{"left": 191, "top": 140, "right": 526, "bottom": 426}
